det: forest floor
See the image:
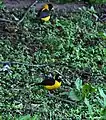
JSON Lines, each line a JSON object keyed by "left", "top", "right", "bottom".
{"left": 0, "top": 0, "right": 106, "bottom": 120}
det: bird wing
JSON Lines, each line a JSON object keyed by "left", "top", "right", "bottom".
{"left": 41, "top": 78, "right": 55, "bottom": 85}
{"left": 37, "top": 9, "right": 50, "bottom": 19}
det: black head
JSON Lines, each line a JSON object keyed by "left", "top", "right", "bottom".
{"left": 55, "top": 73, "right": 62, "bottom": 82}
{"left": 47, "top": 4, "right": 53, "bottom": 11}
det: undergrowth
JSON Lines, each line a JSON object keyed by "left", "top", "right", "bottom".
{"left": 0, "top": 5, "right": 106, "bottom": 120}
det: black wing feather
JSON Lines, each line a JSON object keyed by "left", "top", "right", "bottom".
{"left": 40, "top": 78, "right": 55, "bottom": 85}
{"left": 37, "top": 9, "right": 49, "bottom": 19}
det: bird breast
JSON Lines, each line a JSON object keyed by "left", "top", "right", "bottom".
{"left": 44, "top": 80, "right": 61, "bottom": 90}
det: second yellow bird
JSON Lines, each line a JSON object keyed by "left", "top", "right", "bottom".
{"left": 37, "top": 3, "right": 53, "bottom": 22}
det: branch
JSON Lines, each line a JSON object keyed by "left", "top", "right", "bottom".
{"left": 0, "top": 18, "right": 13, "bottom": 23}
{"left": 0, "top": 61, "right": 71, "bottom": 67}
{"left": 17, "top": 0, "right": 39, "bottom": 25}
{"left": 0, "top": 61, "right": 48, "bottom": 67}
{"left": 54, "top": 70, "right": 62, "bottom": 76}
{"left": 0, "top": 61, "right": 106, "bottom": 68}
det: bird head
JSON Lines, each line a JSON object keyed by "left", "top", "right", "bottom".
{"left": 43, "top": 3, "right": 53, "bottom": 11}
{"left": 47, "top": 4, "right": 53, "bottom": 11}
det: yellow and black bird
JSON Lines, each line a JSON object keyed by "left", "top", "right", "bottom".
{"left": 35, "top": 73, "right": 62, "bottom": 90}
{"left": 36, "top": 3, "right": 53, "bottom": 22}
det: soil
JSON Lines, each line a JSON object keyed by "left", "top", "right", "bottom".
{"left": 4, "top": 0, "right": 35, "bottom": 8}
{"left": 4, "top": 0, "right": 87, "bottom": 13}
{"left": 1, "top": 1, "right": 106, "bottom": 41}
{"left": 4, "top": 0, "right": 106, "bottom": 15}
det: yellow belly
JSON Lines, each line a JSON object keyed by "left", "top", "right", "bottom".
{"left": 44, "top": 81, "right": 61, "bottom": 90}
{"left": 41, "top": 16, "right": 50, "bottom": 22}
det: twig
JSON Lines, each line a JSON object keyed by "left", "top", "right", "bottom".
{"left": 54, "top": 70, "right": 63, "bottom": 76}
{"left": 0, "top": 18, "right": 13, "bottom": 23}
{"left": 0, "top": 61, "right": 106, "bottom": 68}
{"left": 17, "top": 0, "right": 38, "bottom": 25}
{"left": 0, "top": 61, "right": 48, "bottom": 67}
{"left": 0, "top": 61, "right": 71, "bottom": 67}
{"left": 46, "top": 94, "right": 75, "bottom": 104}
{"left": 11, "top": 14, "right": 19, "bottom": 21}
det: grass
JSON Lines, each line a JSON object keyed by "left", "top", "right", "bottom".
{"left": 0, "top": 5, "right": 106, "bottom": 120}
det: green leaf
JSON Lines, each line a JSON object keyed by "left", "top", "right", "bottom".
{"left": 0, "top": 116, "right": 2, "bottom": 120}
{"left": 98, "top": 87, "right": 106, "bottom": 107}
{"left": 100, "top": 108, "right": 106, "bottom": 119}
{"left": 31, "top": 115, "right": 38, "bottom": 120}
{"left": 0, "top": 1, "right": 4, "bottom": 9}
{"left": 84, "top": 97, "right": 93, "bottom": 115}
{"left": 69, "top": 89, "right": 82, "bottom": 101}
{"left": 96, "top": 96, "right": 104, "bottom": 107}
{"left": 17, "top": 114, "right": 31, "bottom": 120}
{"left": 82, "top": 83, "right": 96, "bottom": 98}
{"left": 99, "top": 87, "right": 106, "bottom": 98}
{"left": 98, "top": 32, "right": 106, "bottom": 40}
{"left": 75, "top": 78, "right": 82, "bottom": 91}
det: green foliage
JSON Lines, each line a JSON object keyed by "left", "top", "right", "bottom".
{"left": 16, "top": 114, "right": 38, "bottom": 120}
{"left": 99, "top": 32, "right": 106, "bottom": 40}
{"left": 69, "top": 79, "right": 106, "bottom": 119}
{"left": 82, "top": 83, "right": 96, "bottom": 98}
{"left": 75, "top": 78, "right": 82, "bottom": 91}
{"left": 69, "top": 89, "right": 82, "bottom": 101}
{"left": 69, "top": 79, "right": 96, "bottom": 101}
{"left": 98, "top": 87, "right": 106, "bottom": 107}
{"left": 0, "top": 5, "right": 106, "bottom": 120}
{"left": 0, "top": 0, "right": 5, "bottom": 9}
{"left": 84, "top": 97, "right": 93, "bottom": 116}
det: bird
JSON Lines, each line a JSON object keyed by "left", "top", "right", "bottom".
{"left": 36, "top": 3, "right": 53, "bottom": 22}
{"left": 33, "top": 73, "right": 62, "bottom": 90}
